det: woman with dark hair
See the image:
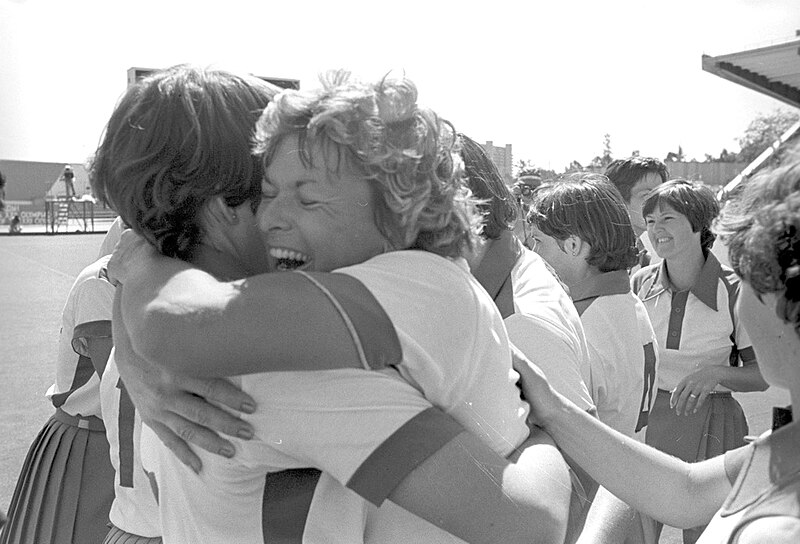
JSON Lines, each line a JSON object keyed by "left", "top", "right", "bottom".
{"left": 527, "top": 173, "right": 658, "bottom": 439}
{"left": 631, "top": 179, "right": 768, "bottom": 543}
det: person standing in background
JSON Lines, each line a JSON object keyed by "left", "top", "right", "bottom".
{"left": 604, "top": 157, "right": 669, "bottom": 272}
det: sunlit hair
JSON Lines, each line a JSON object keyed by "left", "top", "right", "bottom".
{"left": 527, "top": 173, "right": 638, "bottom": 272}
{"left": 458, "top": 133, "right": 518, "bottom": 240}
{"left": 715, "top": 144, "right": 800, "bottom": 333}
{"left": 90, "top": 64, "right": 278, "bottom": 260}
{"left": 604, "top": 156, "right": 669, "bottom": 203}
{"left": 253, "top": 70, "right": 480, "bottom": 258}
{"left": 641, "top": 179, "right": 720, "bottom": 256}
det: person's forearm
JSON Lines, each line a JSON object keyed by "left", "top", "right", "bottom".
{"left": 717, "top": 364, "right": 768, "bottom": 392}
{"left": 120, "top": 262, "right": 367, "bottom": 377}
{"left": 537, "top": 393, "right": 729, "bottom": 528}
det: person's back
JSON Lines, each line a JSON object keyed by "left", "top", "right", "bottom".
{"left": 99, "top": 352, "right": 161, "bottom": 540}
{"left": 141, "top": 249, "right": 532, "bottom": 543}
{"left": 571, "top": 271, "right": 658, "bottom": 437}
{"left": 527, "top": 174, "right": 659, "bottom": 437}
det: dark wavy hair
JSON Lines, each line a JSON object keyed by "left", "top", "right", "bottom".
{"left": 715, "top": 143, "right": 800, "bottom": 334}
{"left": 641, "top": 179, "right": 720, "bottom": 256}
{"left": 527, "top": 173, "right": 638, "bottom": 272}
{"left": 604, "top": 156, "right": 669, "bottom": 203}
{"left": 90, "top": 64, "right": 279, "bottom": 260}
{"left": 253, "top": 70, "right": 480, "bottom": 259}
{"left": 458, "top": 133, "right": 518, "bottom": 240}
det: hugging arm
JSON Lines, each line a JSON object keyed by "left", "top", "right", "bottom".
{"left": 111, "top": 232, "right": 397, "bottom": 378}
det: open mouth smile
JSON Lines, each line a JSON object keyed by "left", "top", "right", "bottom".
{"left": 269, "top": 247, "right": 310, "bottom": 271}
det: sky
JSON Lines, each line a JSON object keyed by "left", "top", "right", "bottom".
{"left": 1, "top": 0, "right": 799, "bottom": 172}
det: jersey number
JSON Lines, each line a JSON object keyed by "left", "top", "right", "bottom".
{"left": 635, "top": 342, "right": 657, "bottom": 433}
{"left": 116, "top": 378, "right": 136, "bottom": 488}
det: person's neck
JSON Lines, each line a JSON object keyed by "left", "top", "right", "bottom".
{"left": 565, "top": 265, "right": 601, "bottom": 291}
{"left": 664, "top": 247, "right": 705, "bottom": 292}
{"left": 192, "top": 243, "right": 248, "bottom": 281}
{"left": 466, "top": 236, "right": 490, "bottom": 271}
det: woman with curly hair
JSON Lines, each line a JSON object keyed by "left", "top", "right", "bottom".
{"left": 512, "top": 150, "right": 800, "bottom": 543}
{"left": 104, "top": 70, "right": 571, "bottom": 543}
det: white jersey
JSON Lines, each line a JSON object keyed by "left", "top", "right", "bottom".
{"left": 571, "top": 270, "right": 659, "bottom": 438}
{"left": 307, "top": 250, "right": 531, "bottom": 544}
{"left": 140, "top": 250, "right": 529, "bottom": 544}
{"left": 472, "top": 232, "right": 595, "bottom": 412}
{"left": 46, "top": 255, "right": 114, "bottom": 418}
{"left": 100, "top": 350, "right": 161, "bottom": 538}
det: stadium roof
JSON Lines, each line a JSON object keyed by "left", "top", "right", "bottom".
{"left": 702, "top": 35, "right": 800, "bottom": 109}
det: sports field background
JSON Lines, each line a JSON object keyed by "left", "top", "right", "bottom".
{"left": 0, "top": 233, "right": 791, "bottom": 541}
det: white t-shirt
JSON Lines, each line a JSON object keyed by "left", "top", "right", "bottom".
{"left": 100, "top": 350, "right": 161, "bottom": 538}
{"left": 571, "top": 270, "right": 659, "bottom": 438}
{"left": 140, "top": 250, "right": 528, "bottom": 543}
{"left": 306, "top": 250, "right": 531, "bottom": 543}
{"left": 46, "top": 255, "right": 114, "bottom": 418}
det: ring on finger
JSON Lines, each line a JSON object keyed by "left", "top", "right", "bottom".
{"left": 689, "top": 393, "right": 698, "bottom": 398}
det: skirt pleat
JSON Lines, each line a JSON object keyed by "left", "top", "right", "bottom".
{"left": 0, "top": 410, "right": 114, "bottom": 544}
{"left": 103, "top": 524, "right": 163, "bottom": 544}
{"left": 646, "top": 389, "right": 749, "bottom": 463}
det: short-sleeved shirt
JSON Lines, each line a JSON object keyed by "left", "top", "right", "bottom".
{"left": 46, "top": 255, "right": 114, "bottom": 418}
{"left": 570, "top": 270, "right": 659, "bottom": 438}
{"left": 632, "top": 253, "right": 756, "bottom": 393}
{"left": 306, "top": 250, "right": 532, "bottom": 543}
{"left": 100, "top": 350, "right": 161, "bottom": 538}
{"left": 141, "top": 251, "right": 528, "bottom": 543}
{"left": 697, "top": 420, "right": 800, "bottom": 543}
{"left": 472, "top": 232, "right": 595, "bottom": 413}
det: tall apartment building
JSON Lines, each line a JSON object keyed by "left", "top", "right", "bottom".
{"left": 481, "top": 141, "right": 513, "bottom": 184}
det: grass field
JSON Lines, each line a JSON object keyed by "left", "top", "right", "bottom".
{"left": 0, "top": 233, "right": 791, "bottom": 542}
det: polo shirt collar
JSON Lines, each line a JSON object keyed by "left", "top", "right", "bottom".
{"left": 570, "top": 270, "right": 631, "bottom": 303}
{"left": 640, "top": 253, "right": 721, "bottom": 311}
{"left": 472, "top": 230, "right": 523, "bottom": 299}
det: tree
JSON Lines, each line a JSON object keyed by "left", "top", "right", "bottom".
{"left": 737, "top": 108, "right": 800, "bottom": 164}
{"left": 665, "top": 145, "right": 685, "bottom": 162}
{"left": 589, "top": 133, "right": 613, "bottom": 170}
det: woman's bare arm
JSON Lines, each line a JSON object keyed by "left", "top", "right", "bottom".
{"left": 514, "top": 355, "right": 734, "bottom": 529}
{"left": 110, "top": 232, "right": 394, "bottom": 377}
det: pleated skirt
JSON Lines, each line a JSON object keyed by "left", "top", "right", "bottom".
{"left": 102, "top": 524, "right": 162, "bottom": 544}
{"left": 646, "top": 388, "right": 749, "bottom": 462}
{"left": 0, "top": 409, "right": 115, "bottom": 544}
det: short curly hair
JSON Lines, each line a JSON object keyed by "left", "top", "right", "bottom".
{"left": 715, "top": 144, "right": 800, "bottom": 333}
{"left": 253, "top": 70, "right": 480, "bottom": 259}
{"left": 90, "top": 64, "right": 278, "bottom": 260}
{"left": 527, "top": 173, "right": 638, "bottom": 272}
{"left": 641, "top": 179, "right": 720, "bottom": 256}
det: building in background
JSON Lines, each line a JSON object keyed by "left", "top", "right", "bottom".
{"left": 481, "top": 141, "right": 513, "bottom": 184}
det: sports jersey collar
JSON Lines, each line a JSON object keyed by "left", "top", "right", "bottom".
{"left": 570, "top": 270, "right": 631, "bottom": 303}
{"left": 640, "top": 253, "right": 721, "bottom": 311}
{"left": 472, "top": 230, "right": 524, "bottom": 299}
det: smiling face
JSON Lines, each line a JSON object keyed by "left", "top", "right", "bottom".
{"left": 627, "top": 172, "right": 663, "bottom": 235}
{"left": 738, "top": 283, "right": 800, "bottom": 391}
{"left": 645, "top": 202, "right": 701, "bottom": 261}
{"left": 257, "top": 135, "right": 388, "bottom": 272}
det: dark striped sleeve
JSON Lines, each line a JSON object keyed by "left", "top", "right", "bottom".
{"left": 299, "top": 272, "right": 402, "bottom": 370}
{"left": 346, "top": 407, "right": 464, "bottom": 506}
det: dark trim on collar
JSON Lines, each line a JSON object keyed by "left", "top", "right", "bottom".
{"left": 570, "top": 270, "right": 631, "bottom": 304}
{"left": 472, "top": 230, "right": 523, "bottom": 299}
{"left": 639, "top": 253, "right": 721, "bottom": 311}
